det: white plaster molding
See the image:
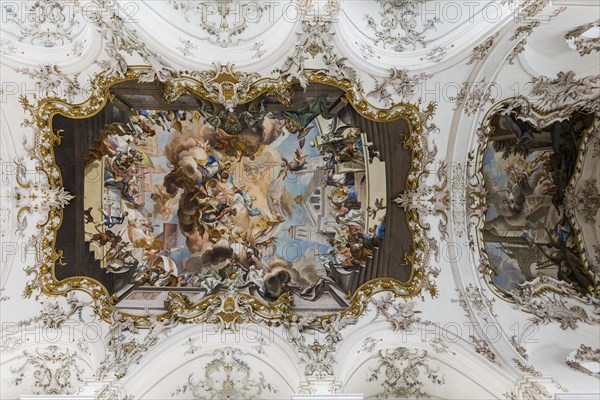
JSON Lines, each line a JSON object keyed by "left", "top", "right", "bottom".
{"left": 119, "top": 324, "right": 301, "bottom": 398}
{"left": 445, "top": 22, "right": 530, "bottom": 372}
{"left": 0, "top": 0, "right": 597, "bottom": 397}
{"left": 292, "top": 395, "right": 363, "bottom": 400}
{"left": 128, "top": 1, "right": 302, "bottom": 71}
{"left": 20, "top": 378, "right": 126, "bottom": 399}
{"left": 445, "top": 1, "right": 599, "bottom": 393}
{"left": 21, "top": 397, "right": 95, "bottom": 400}
{"left": 335, "top": 1, "right": 514, "bottom": 72}
{"left": 335, "top": 321, "right": 515, "bottom": 398}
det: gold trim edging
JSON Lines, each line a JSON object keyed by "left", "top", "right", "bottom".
{"left": 474, "top": 97, "right": 598, "bottom": 302}
{"left": 20, "top": 66, "right": 437, "bottom": 327}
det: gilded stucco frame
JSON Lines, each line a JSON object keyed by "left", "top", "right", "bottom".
{"left": 20, "top": 66, "right": 438, "bottom": 326}
{"left": 473, "top": 97, "right": 598, "bottom": 302}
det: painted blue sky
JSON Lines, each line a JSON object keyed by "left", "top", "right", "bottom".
{"left": 483, "top": 146, "right": 502, "bottom": 221}
{"left": 139, "top": 115, "right": 332, "bottom": 267}
{"left": 268, "top": 120, "right": 332, "bottom": 262}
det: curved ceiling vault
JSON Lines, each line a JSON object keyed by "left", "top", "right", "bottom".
{"left": 0, "top": 1, "right": 599, "bottom": 399}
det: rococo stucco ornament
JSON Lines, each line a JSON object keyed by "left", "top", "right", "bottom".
{"left": 566, "top": 344, "right": 600, "bottom": 377}
{"left": 275, "top": 19, "right": 358, "bottom": 89}
{"left": 507, "top": 21, "right": 540, "bottom": 65}
{"left": 2, "top": 0, "right": 600, "bottom": 398}
{"left": 9, "top": 345, "right": 86, "bottom": 395}
{"left": 367, "top": 347, "right": 445, "bottom": 398}
{"left": 565, "top": 21, "right": 600, "bottom": 57}
{"left": 172, "top": 347, "right": 279, "bottom": 399}
{"left": 367, "top": 68, "right": 433, "bottom": 107}
{"left": 18, "top": 63, "right": 440, "bottom": 336}
{"left": 2, "top": 0, "right": 80, "bottom": 47}
{"left": 471, "top": 93, "right": 599, "bottom": 329}
{"left": 364, "top": 0, "right": 439, "bottom": 52}
{"left": 563, "top": 178, "right": 600, "bottom": 225}
{"left": 371, "top": 293, "right": 432, "bottom": 332}
{"left": 528, "top": 71, "right": 599, "bottom": 112}
{"left": 168, "top": 1, "right": 272, "bottom": 48}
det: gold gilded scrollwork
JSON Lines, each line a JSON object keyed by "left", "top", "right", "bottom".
{"left": 474, "top": 96, "right": 598, "bottom": 301}
{"left": 21, "top": 65, "right": 438, "bottom": 326}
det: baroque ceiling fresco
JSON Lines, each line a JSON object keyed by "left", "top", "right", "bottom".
{"left": 0, "top": 1, "right": 599, "bottom": 399}
{"left": 52, "top": 76, "right": 423, "bottom": 315}
{"left": 481, "top": 101, "right": 596, "bottom": 297}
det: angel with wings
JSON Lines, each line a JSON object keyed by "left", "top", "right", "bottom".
{"left": 150, "top": 185, "right": 177, "bottom": 221}
{"left": 278, "top": 144, "right": 308, "bottom": 180}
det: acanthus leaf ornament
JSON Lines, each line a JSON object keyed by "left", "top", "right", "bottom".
{"left": 176, "top": 38, "right": 197, "bottom": 57}
{"left": 507, "top": 40, "right": 527, "bottom": 65}
{"left": 163, "top": 290, "right": 291, "bottom": 329}
{"left": 566, "top": 345, "right": 600, "bottom": 377}
{"left": 513, "top": 359, "right": 542, "bottom": 377}
{"left": 500, "top": 0, "right": 551, "bottom": 19}
{"left": 528, "top": 71, "right": 599, "bottom": 111}
{"left": 274, "top": 19, "right": 359, "bottom": 89}
{"left": 367, "top": 347, "right": 445, "bottom": 398}
{"left": 187, "top": 63, "right": 261, "bottom": 112}
{"left": 467, "top": 33, "right": 500, "bottom": 65}
{"left": 393, "top": 132, "right": 447, "bottom": 299}
{"left": 451, "top": 79, "right": 498, "bottom": 116}
{"left": 0, "top": 293, "right": 90, "bottom": 353}
{"left": 0, "top": 39, "right": 20, "bottom": 55}
{"left": 282, "top": 313, "right": 352, "bottom": 378}
{"left": 511, "top": 278, "right": 600, "bottom": 330}
{"left": 169, "top": 1, "right": 272, "bottom": 48}
{"left": 173, "top": 347, "right": 279, "bottom": 399}
{"left": 565, "top": 21, "right": 600, "bottom": 56}
{"left": 507, "top": 21, "right": 540, "bottom": 65}
{"left": 2, "top": 0, "right": 80, "bottom": 47}
{"left": 10, "top": 345, "right": 86, "bottom": 395}
{"left": 510, "top": 21, "right": 541, "bottom": 42}
{"left": 371, "top": 293, "right": 432, "bottom": 331}
{"left": 422, "top": 45, "right": 451, "bottom": 63}
{"left": 88, "top": 2, "right": 175, "bottom": 82}
{"left": 470, "top": 335, "right": 501, "bottom": 366}
{"left": 367, "top": 68, "right": 432, "bottom": 107}
{"left": 97, "top": 310, "right": 179, "bottom": 380}
{"left": 364, "top": 0, "right": 439, "bottom": 52}
{"left": 505, "top": 377, "right": 568, "bottom": 400}
{"left": 451, "top": 283, "right": 497, "bottom": 323}
{"left": 510, "top": 336, "right": 529, "bottom": 360}
{"left": 504, "top": 383, "right": 550, "bottom": 400}
{"left": 357, "top": 337, "right": 382, "bottom": 354}
{"left": 14, "top": 155, "right": 75, "bottom": 298}
{"left": 563, "top": 178, "right": 600, "bottom": 224}
{"left": 13, "top": 65, "right": 82, "bottom": 103}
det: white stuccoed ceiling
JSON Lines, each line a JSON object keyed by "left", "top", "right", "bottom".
{"left": 1, "top": 1, "right": 599, "bottom": 399}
